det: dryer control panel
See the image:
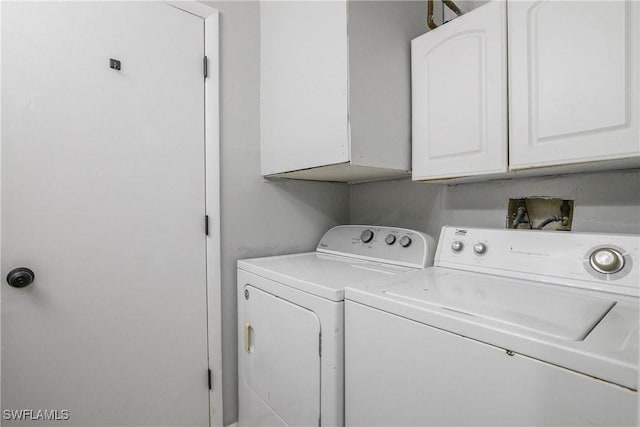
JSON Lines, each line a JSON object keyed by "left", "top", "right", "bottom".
{"left": 317, "top": 225, "right": 437, "bottom": 269}
{"left": 436, "top": 226, "right": 640, "bottom": 297}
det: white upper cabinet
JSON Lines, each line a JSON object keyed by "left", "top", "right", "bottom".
{"left": 260, "top": 1, "right": 426, "bottom": 183}
{"left": 412, "top": 0, "right": 639, "bottom": 182}
{"left": 509, "top": 0, "right": 640, "bottom": 170}
{"left": 412, "top": 1, "right": 507, "bottom": 181}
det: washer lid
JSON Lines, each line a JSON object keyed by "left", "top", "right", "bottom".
{"left": 238, "top": 252, "right": 412, "bottom": 301}
{"left": 383, "top": 269, "right": 615, "bottom": 341}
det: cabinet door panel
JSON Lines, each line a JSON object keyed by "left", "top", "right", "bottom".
{"left": 412, "top": 1, "right": 507, "bottom": 180}
{"left": 260, "top": 1, "right": 349, "bottom": 175}
{"left": 509, "top": 0, "right": 640, "bottom": 169}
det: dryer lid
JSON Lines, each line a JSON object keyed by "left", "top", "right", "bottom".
{"left": 239, "top": 252, "right": 412, "bottom": 301}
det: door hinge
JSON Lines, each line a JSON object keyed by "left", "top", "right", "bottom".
{"left": 207, "top": 369, "right": 212, "bottom": 390}
{"left": 205, "top": 215, "right": 209, "bottom": 236}
{"left": 203, "top": 56, "right": 208, "bottom": 78}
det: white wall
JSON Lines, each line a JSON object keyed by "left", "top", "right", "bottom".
{"left": 201, "top": 2, "right": 350, "bottom": 425}
{"left": 351, "top": 170, "right": 640, "bottom": 241}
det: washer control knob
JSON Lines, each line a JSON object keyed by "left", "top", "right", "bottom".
{"left": 590, "top": 248, "right": 624, "bottom": 274}
{"left": 385, "top": 234, "right": 396, "bottom": 245}
{"left": 399, "top": 236, "right": 412, "bottom": 248}
{"left": 451, "top": 241, "right": 464, "bottom": 252}
{"left": 473, "top": 243, "right": 487, "bottom": 255}
{"left": 360, "top": 229, "right": 374, "bottom": 243}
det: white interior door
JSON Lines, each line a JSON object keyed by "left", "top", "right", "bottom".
{"left": 2, "top": 2, "right": 209, "bottom": 425}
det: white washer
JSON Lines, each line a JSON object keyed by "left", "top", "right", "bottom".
{"left": 237, "top": 225, "right": 436, "bottom": 427}
{"left": 346, "top": 226, "right": 639, "bottom": 426}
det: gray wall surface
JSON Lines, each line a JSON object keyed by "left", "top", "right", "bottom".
{"left": 203, "top": 3, "right": 639, "bottom": 426}
{"left": 351, "top": 170, "right": 640, "bottom": 241}
{"left": 202, "top": 2, "right": 349, "bottom": 424}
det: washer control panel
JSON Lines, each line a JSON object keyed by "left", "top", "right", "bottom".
{"left": 436, "top": 226, "right": 639, "bottom": 296}
{"left": 317, "top": 225, "right": 437, "bottom": 268}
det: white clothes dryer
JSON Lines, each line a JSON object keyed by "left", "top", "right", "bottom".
{"left": 345, "top": 226, "right": 639, "bottom": 426}
{"left": 237, "top": 225, "right": 436, "bottom": 427}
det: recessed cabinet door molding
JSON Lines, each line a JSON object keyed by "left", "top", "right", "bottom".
{"left": 412, "top": 0, "right": 508, "bottom": 181}
{"left": 509, "top": 0, "right": 640, "bottom": 169}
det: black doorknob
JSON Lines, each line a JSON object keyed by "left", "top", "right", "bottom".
{"left": 6, "top": 267, "right": 35, "bottom": 288}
